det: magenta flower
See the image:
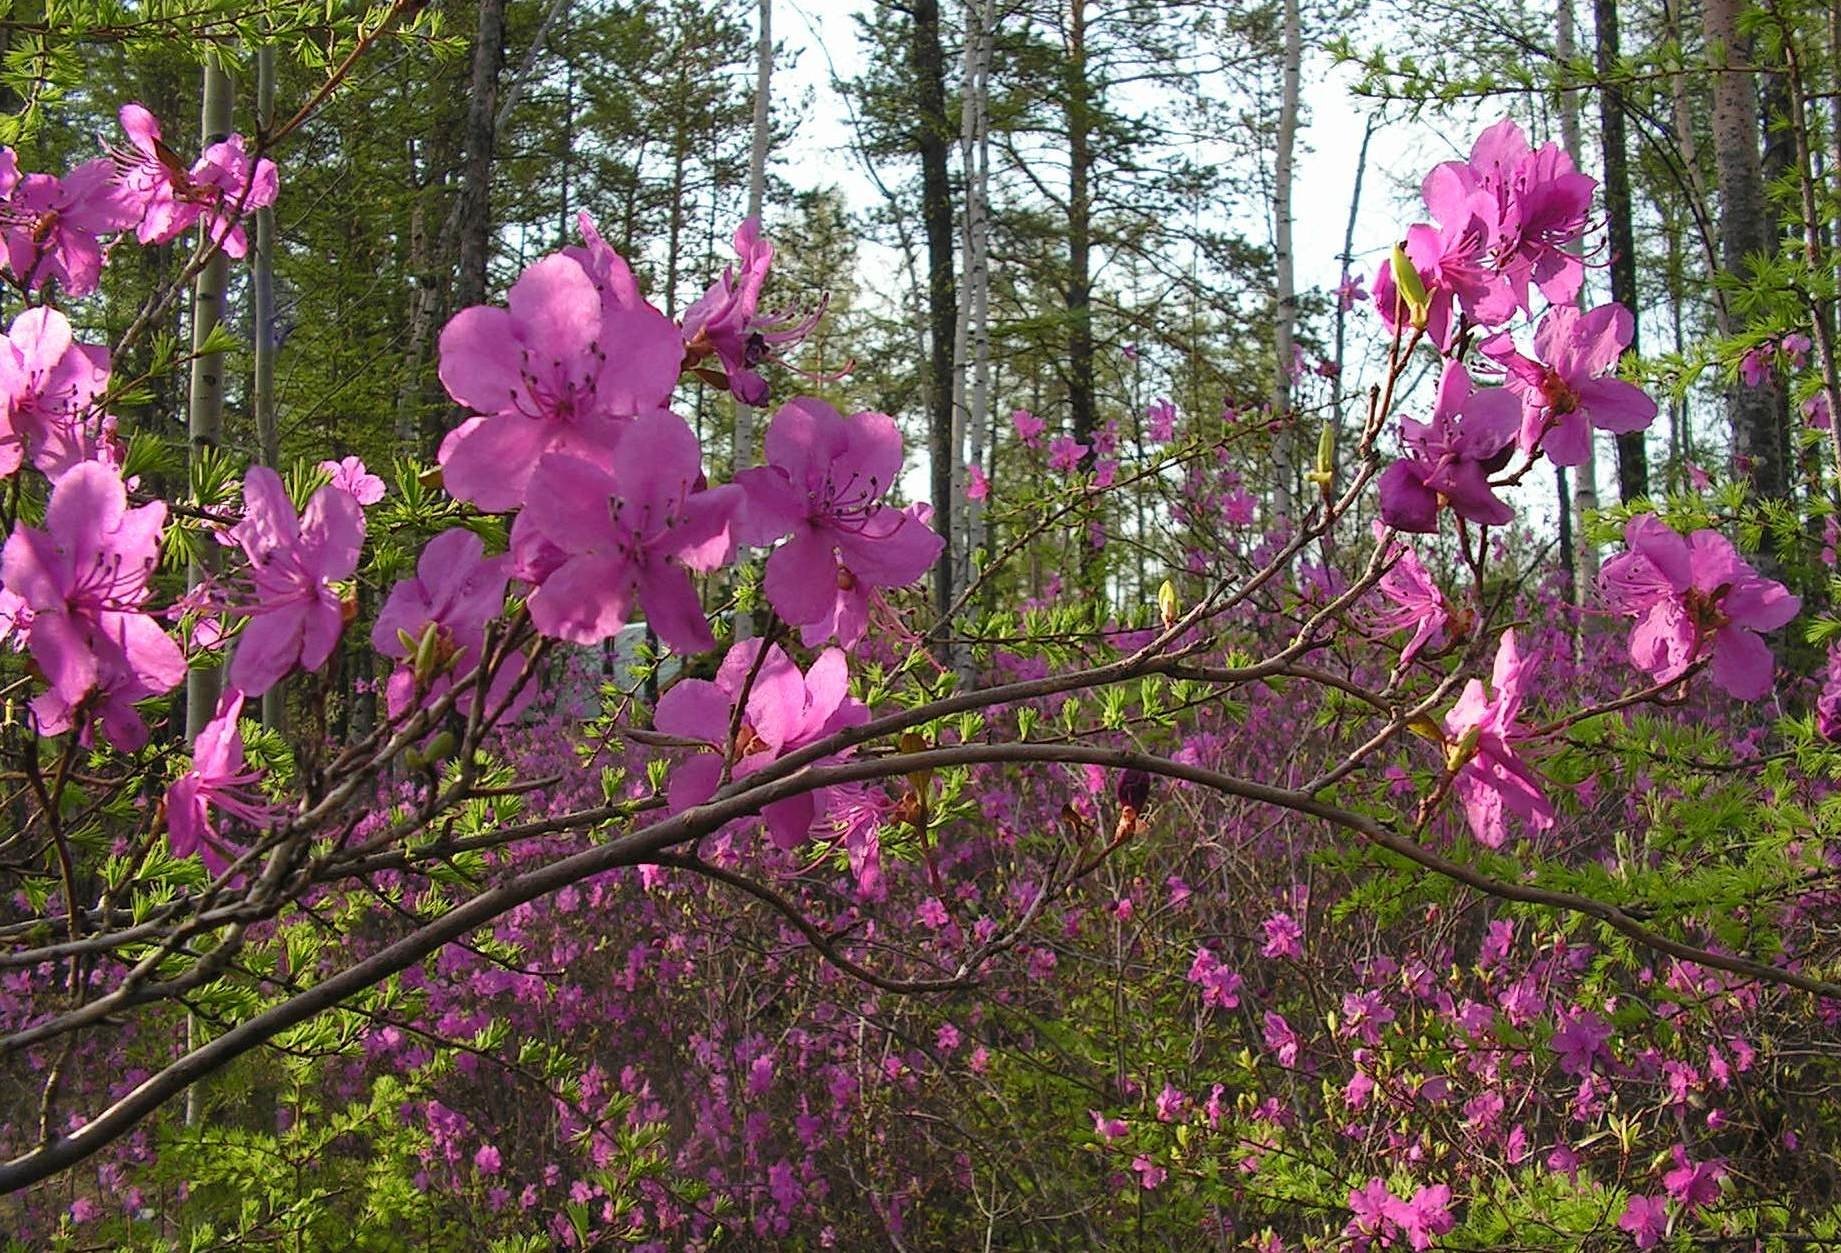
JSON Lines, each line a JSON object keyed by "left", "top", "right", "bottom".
{"left": 1047, "top": 434, "right": 1089, "bottom": 472}
{"left": 965, "top": 461, "right": 989, "bottom": 502}
{"left": 225, "top": 467, "right": 365, "bottom": 697}
{"left": 1145, "top": 397, "right": 1177, "bottom": 442}
{"left": 735, "top": 397, "right": 942, "bottom": 649}
{"left": 0, "top": 158, "right": 136, "bottom": 296}
{"left": 652, "top": 638, "right": 869, "bottom": 849}
{"left": 1368, "top": 523, "right": 1452, "bottom": 665}
{"left": 1377, "top": 361, "right": 1520, "bottom": 533}
{"left": 0, "top": 306, "right": 113, "bottom": 483}
{"left": 319, "top": 456, "right": 385, "bottom": 506}
{"left": 1186, "top": 946, "right": 1242, "bottom": 1009}
{"left": 1335, "top": 269, "right": 1368, "bottom": 312}
{"left": 1550, "top": 1010, "right": 1612, "bottom": 1077}
{"left": 680, "top": 217, "right": 820, "bottom": 405}
{"left": 1260, "top": 912, "right": 1304, "bottom": 959}
{"left": 114, "top": 104, "right": 279, "bottom": 258}
{"left": 1818, "top": 646, "right": 1841, "bottom": 742}
{"left": 1663, "top": 1146, "right": 1722, "bottom": 1212}
{"left": 1011, "top": 408, "right": 1046, "bottom": 448}
{"left": 166, "top": 688, "right": 278, "bottom": 875}
{"left": 1344, "top": 1178, "right": 1397, "bottom": 1248}
{"left": 1373, "top": 201, "right": 1515, "bottom": 350}
{"left": 822, "top": 783, "right": 891, "bottom": 900}
{"left": 372, "top": 528, "right": 516, "bottom": 719}
{"left": 1483, "top": 302, "right": 1657, "bottom": 465}
{"left": 1442, "top": 629, "right": 1554, "bottom": 848}
{"left": 1423, "top": 118, "right": 1595, "bottom": 311}
{"left": 437, "top": 247, "right": 683, "bottom": 511}
{"left": 1617, "top": 1194, "right": 1669, "bottom": 1249}
{"left": 512, "top": 409, "right": 736, "bottom": 653}
{"left": 1262, "top": 1012, "right": 1301, "bottom": 1067}
{"left": 0, "top": 461, "right": 184, "bottom": 748}
{"left": 1738, "top": 344, "right": 1773, "bottom": 388}
{"left": 1597, "top": 515, "right": 1799, "bottom": 700}
{"left": 1383, "top": 1184, "right": 1455, "bottom": 1252}
{"left": 1090, "top": 1111, "right": 1128, "bottom": 1142}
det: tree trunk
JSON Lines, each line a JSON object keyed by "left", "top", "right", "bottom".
{"left": 912, "top": 0, "right": 957, "bottom": 648}
{"left": 1594, "top": 0, "right": 1648, "bottom": 501}
{"left": 453, "top": 0, "right": 507, "bottom": 317}
{"left": 1270, "top": 0, "right": 1301, "bottom": 522}
{"left": 1556, "top": 0, "right": 1596, "bottom": 591}
{"left": 252, "top": 45, "right": 285, "bottom": 731}
{"left": 1705, "top": 0, "right": 1787, "bottom": 506}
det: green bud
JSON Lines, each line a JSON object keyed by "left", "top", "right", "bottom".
{"left": 1390, "top": 243, "right": 1430, "bottom": 328}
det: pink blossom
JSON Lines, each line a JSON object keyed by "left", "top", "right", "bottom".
{"left": 1146, "top": 397, "right": 1177, "bottom": 442}
{"left": 319, "top": 456, "right": 385, "bottom": 506}
{"left": 1368, "top": 524, "right": 1451, "bottom": 665}
{"left": 1335, "top": 269, "right": 1368, "bottom": 312}
{"left": 372, "top": 528, "right": 516, "bottom": 719}
{"left": 1384, "top": 1183, "right": 1455, "bottom": 1251}
{"left": 512, "top": 410, "right": 737, "bottom": 653}
{"left": 1550, "top": 1010, "right": 1612, "bottom": 1077}
{"left": 965, "top": 461, "right": 989, "bottom": 501}
{"left": 1378, "top": 361, "right": 1519, "bottom": 532}
{"left": 1131, "top": 1156, "right": 1166, "bottom": 1189}
{"left": 1262, "top": 1012, "right": 1301, "bottom": 1067}
{"left": 1483, "top": 302, "right": 1657, "bottom": 466}
{"left": 224, "top": 467, "right": 364, "bottom": 697}
{"left": 1011, "top": 408, "right": 1046, "bottom": 447}
{"left": 1344, "top": 1178, "right": 1398, "bottom": 1249}
{"left": 1662, "top": 1145, "right": 1722, "bottom": 1212}
{"left": 680, "top": 218, "right": 819, "bottom": 405}
{"left": 1617, "top": 1194, "right": 1669, "bottom": 1249}
{"left": 0, "top": 306, "right": 115, "bottom": 483}
{"left": 1442, "top": 629, "right": 1554, "bottom": 848}
{"left": 1783, "top": 331, "right": 1812, "bottom": 368}
{"left": 473, "top": 1144, "right": 502, "bottom": 1175}
{"left": 437, "top": 244, "right": 682, "bottom": 511}
{"left": 165, "top": 688, "right": 277, "bottom": 875}
{"left": 1186, "top": 946, "right": 1242, "bottom": 1009}
{"left": 1598, "top": 514, "right": 1799, "bottom": 699}
{"left": 1090, "top": 1110, "right": 1128, "bottom": 1142}
{"left": 113, "top": 104, "right": 279, "bottom": 258}
{"left": 735, "top": 397, "right": 942, "bottom": 649}
{"left": 1260, "top": 912, "right": 1304, "bottom": 959}
{"left": 0, "top": 461, "right": 183, "bottom": 748}
{"left": 1, "top": 157, "right": 136, "bottom": 296}
{"left": 1373, "top": 201, "right": 1514, "bottom": 350}
{"left": 652, "top": 638, "right": 869, "bottom": 849}
{"left": 1047, "top": 434, "right": 1089, "bottom": 473}
{"left": 1818, "top": 646, "right": 1841, "bottom": 742}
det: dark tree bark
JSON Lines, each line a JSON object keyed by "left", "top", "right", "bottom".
{"left": 910, "top": 0, "right": 958, "bottom": 647}
{"left": 454, "top": 0, "right": 508, "bottom": 318}
{"left": 1066, "top": 0, "right": 1094, "bottom": 457}
{"left": 1704, "top": 0, "right": 1787, "bottom": 507}
{"left": 1593, "top": 0, "right": 1647, "bottom": 501}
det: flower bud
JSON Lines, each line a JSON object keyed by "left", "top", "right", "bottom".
{"left": 1157, "top": 580, "right": 1180, "bottom": 629}
{"left": 1390, "top": 244, "right": 1430, "bottom": 329}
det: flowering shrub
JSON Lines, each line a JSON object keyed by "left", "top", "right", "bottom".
{"left": 0, "top": 98, "right": 1839, "bottom": 1253}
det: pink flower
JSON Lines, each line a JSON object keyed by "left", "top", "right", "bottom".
{"left": 1260, "top": 912, "right": 1304, "bottom": 959}
{"left": 1783, "top": 331, "right": 1812, "bottom": 368}
{"left": 1186, "top": 946, "right": 1242, "bottom": 1009}
{"left": 1, "top": 157, "right": 136, "bottom": 296}
{"left": 1597, "top": 514, "right": 1799, "bottom": 699}
{"left": 1549, "top": 1010, "right": 1611, "bottom": 1077}
{"left": 1335, "top": 269, "right": 1368, "bottom": 312}
{"left": 1047, "top": 434, "right": 1089, "bottom": 473}
{"left": 1011, "top": 408, "right": 1046, "bottom": 447}
{"left": 1483, "top": 302, "right": 1657, "bottom": 466}
{"left": 652, "top": 638, "right": 869, "bottom": 849}
{"left": 1368, "top": 523, "right": 1451, "bottom": 665}
{"left": 1262, "top": 1012, "right": 1301, "bottom": 1067}
{"left": 1423, "top": 118, "right": 1595, "bottom": 312}
{"left": 823, "top": 783, "right": 891, "bottom": 900}
{"left": 512, "top": 410, "right": 737, "bottom": 653}
{"left": 1804, "top": 392, "right": 1832, "bottom": 430}
{"left": 1662, "top": 1145, "right": 1722, "bottom": 1212}
{"left": 1442, "top": 629, "right": 1553, "bottom": 848}
{"left": 437, "top": 244, "right": 682, "bottom": 511}
{"left": 0, "top": 461, "right": 184, "bottom": 748}
{"left": 1378, "top": 361, "right": 1520, "bottom": 532}
{"left": 0, "top": 306, "right": 115, "bottom": 484}
{"left": 965, "top": 461, "right": 989, "bottom": 501}
{"left": 319, "top": 456, "right": 385, "bottom": 506}
{"left": 1131, "top": 1156, "right": 1166, "bottom": 1190}
{"left": 1617, "top": 1194, "right": 1669, "bottom": 1249}
{"left": 1384, "top": 1184, "right": 1455, "bottom": 1251}
{"left": 1739, "top": 344, "right": 1773, "bottom": 387}
{"left": 224, "top": 467, "right": 364, "bottom": 697}
{"left": 372, "top": 528, "right": 517, "bottom": 718}
{"left": 1344, "top": 1178, "right": 1398, "bottom": 1248}
{"left": 165, "top": 688, "right": 277, "bottom": 876}
{"left": 1146, "top": 397, "right": 1177, "bottom": 442}
{"left": 1373, "top": 202, "right": 1514, "bottom": 350}
{"left": 1818, "top": 646, "right": 1841, "bottom": 742}
{"left": 114, "top": 104, "right": 279, "bottom": 258}
{"left": 680, "top": 218, "right": 819, "bottom": 405}
{"left": 1090, "top": 1110, "right": 1128, "bottom": 1142}
{"left": 474, "top": 1144, "right": 502, "bottom": 1175}
{"left": 735, "top": 397, "right": 942, "bottom": 649}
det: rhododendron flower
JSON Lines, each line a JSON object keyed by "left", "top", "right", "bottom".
{"left": 0, "top": 461, "right": 183, "bottom": 747}
{"left": 1367, "top": 523, "right": 1451, "bottom": 664}
{"left": 1378, "top": 361, "right": 1519, "bottom": 532}
{"left": 1335, "top": 269, "right": 1368, "bottom": 312}
{"left": 1090, "top": 1111, "right": 1128, "bottom": 1142}
{"left": 1373, "top": 198, "right": 1515, "bottom": 349}
{"left": 319, "top": 456, "right": 385, "bottom": 506}
{"left": 1261, "top": 912, "right": 1304, "bottom": 960}
{"left": 1422, "top": 117, "right": 1595, "bottom": 311}
{"left": 1263, "top": 1012, "right": 1301, "bottom": 1067}
{"left": 114, "top": 104, "right": 279, "bottom": 257}
{"left": 1663, "top": 1146, "right": 1721, "bottom": 1211}
{"left": 1483, "top": 302, "right": 1657, "bottom": 465}
{"left": 1384, "top": 1184, "right": 1455, "bottom": 1251}
{"left": 1344, "top": 1179, "right": 1397, "bottom": 1249}
{"left": 680, "top": 217, "right": 820, "bottom": 405}
{"left": 965, "top": 461, "right": 989, "bottom": 502}
{"left": 1012, "top": 408, "right": 1046, "bottom": 447}
{"left": 0, "top": 157, "right": 136, "bottom": 296}
{"left": 165, "top": 688, "right": 277, "bottom": 875}
{"left": 1783, "top": 331, "right": 1812, "bottom": 367}
{"left": 1550, "top": 1010, "right": 1612, "bottom": 1076}
{"left": 437, "top": 247, "right": 682, "bottom": 510}
{"left": 1145, "top": 397, "right": 1177, "bottom": 442}
{"left": 0, "top": 306, "right": 113, "bottom": 482}
{"left": 225, "top": 466, "right": 364, "bottom": 697}
{"left": 822, "top": 782, "right": 890, "bottom": 900}
{"left": 653, "top": 638, "right": 869, "bottom": 849}
{"left": 1131, "top": 1156, "right": 1166, "bottom": 1190}
{"left": 373, "top": 528, "right": 518, "bottom": 718}
{"left": 1047, "top": 434, "right": 1089, "bottom": 473}
{"left": 1597, "top": 514, "right": 1799, "bottom": 700}
{"left": 1186, "top": 946, "right": 1242, "bottom": 1009}
{"left": 1739, "top": 344, "right": 1773, "bottom": 387}
{"left": 1617, "top": 1194, "right": 1669, "bottom": 1249}
{"left": 513, "top": 410, "right": 736, "bottom": 653}
{"left": 735, "top": 397, "right": 942, "bottom": 649}
{"left": 1818, "top": 646, "right": 1841, "bottom": 742}
{"left": 1442, "top": 629, "right": 1553, "bottom": 847}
